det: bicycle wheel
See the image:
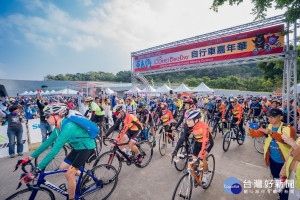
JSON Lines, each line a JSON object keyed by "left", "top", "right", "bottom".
{"left": 136, "top": 140, "right": 153, "bottom": 168}
{"left": 95, "top": 136, "right": 103, "bottom": 155}
{"left": 159, "top": 129, "right": 167, "bottom": 156}
{"left": 236, "top": 129, "right": 245, "bottom": 145}
{"left": 254, "top": 137, "right": 264, "bottom": 154}
{"left": 35, "top": 145, "right": 68, "bottom": 171}
{"left": 211, "top": 122, "right": 218, "bottom": 139}
{"left": 79, "top": 164, "right": 118, "bottom": 200}
{"left": 5, "top": 187, "right": 55, "bottom": 200}
{"left": 93, "top": 151, "right": 122, "bottom": 175}
{"left": 222, "top": 131, "right": 231, "bottom": 152}
{"left": 172, "top": 173, "right": 193, "bottom": 200}
{"left": 174, "top": 145, "right": 188, "bottom": 172}
{"left": 202, "top": 154, "right": 215, "bottom": 189}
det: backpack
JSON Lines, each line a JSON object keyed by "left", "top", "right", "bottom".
{"left": 61, "top": 115, "right": 99, "bottom": 139}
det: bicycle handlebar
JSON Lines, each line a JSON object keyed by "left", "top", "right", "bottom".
{"left": 103, "top": 137, "right": 114, "bottom": 146}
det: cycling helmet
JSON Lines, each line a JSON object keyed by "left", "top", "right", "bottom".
{"left": 183, "top": 99, "right": 193, "bottom": 104}
{"left": 138, "top": 102, "right": 145, "bottom": 108}
{"left": 161, "top": 104, "right": 168, "bottom": 110}
{"left": 186, "top": 109, "right": 201, "bottom": 120}
{"left": 261, "top": 96, "right": 267, "bottom": 101}
{"left": 112, "top": 104, "right": 126, "bottom": 115}
{"left": 85, "top": 97, "right": 93, "bottom": 102}
{"left": 43, "top": 103, "right": 68, "bottom": 116}
{"left": 167, "top": 98, "right": 173, "bottom": 103}
{"left": 215, "top": 97, "right": 222, "bottom": 103}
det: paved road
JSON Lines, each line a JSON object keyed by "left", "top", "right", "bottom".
{"left": 1, "top": 131, "right": 277, "bottom": 200}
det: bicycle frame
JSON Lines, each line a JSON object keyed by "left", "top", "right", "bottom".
{"left": 187, "top": 159, "right": 202, "bottom": 185}
{"left": 28, "top": 167, "right": 103, "bottom": 200}
{"left": 109, "top": 142, "right": 134, "bottom": 164}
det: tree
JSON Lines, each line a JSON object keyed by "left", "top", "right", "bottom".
{"left": 211, "top": 0, "right": 300, "bottom": 24}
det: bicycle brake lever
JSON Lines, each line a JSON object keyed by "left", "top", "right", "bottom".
{"left": 14, "top": 160, "right": 23, "bottom": 172}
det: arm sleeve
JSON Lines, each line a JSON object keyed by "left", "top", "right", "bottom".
{"left": 31, "top": 129, "right": 58, "bottom": 158}
{"left": 105, "top": 119, "right": 121, "bottom": 137}
{"left": 221, "top": 104, "right": 226, "bottom": 118}
{"left": 249, "top": 128, "right": 265, "bottom": 137}
{"left": 175, "top": 111, "right": 185, "bottom": 129}
{"left": 224, "top": 104, "right": 232, "bottom": 119}
{"left": 173, "top": 125, "right": 189, "bottom": 154}
{"left": 37, "top": 125, "right": 72, "bottom": 170}
{"left": 198, "top": 125, "right": 210, "bottom": 159}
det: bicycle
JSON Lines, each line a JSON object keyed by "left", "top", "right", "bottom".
{"left": 139, "top": 124, "right": 153, "bottom": 143}
{"left": 5, "top": 161, "right": 118, "bottom": 200}
{"left": 158, "top": 125, "right": 178, "bottom": 156}
{"left": 222, "top": 118, "right": 245, "bottom": 152}
{"left": 173, "top": 136, "right": 193, "bottom": 172}
{"left": 252, "top": 117, "right": 267, "bottom": 154}
{"left": 93, "top": 137, "right": 153, "bottom": 175}
{"left": 172, "top": 154, "right": 215, "bottom": 200}
{"left": 35, "top": 135, "right": 103, "bottom": 171}
{"left": 210, "top": 115, "right": 224, "bottom": 139}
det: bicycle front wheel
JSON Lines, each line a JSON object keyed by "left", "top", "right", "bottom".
{"left": 174, "top": 145, "right": 188, "bottom": 172}
{"left": 236, "top": 129, "right": 245, "bottom": 145}
{"left": 79, "top": 164, "right": 118, "bottom": 200}
{"left": 172, "top": 173, "right": 193, "bottom": 200}
{"left": 211, "top": 122, "right": 218, "bottom": 139}
{"left": 159, "top": 129, "right": 167, "bottom": 156}
{"left": 93, "top": 151, "right": 122, "bottom": 175}
{"left": 5, "top": 187, "right": 55, "bottom": 200}
{"left": 222, "top": 131, "right": 231, "bottom": 152}
{"left": 136, "top": 140, "right": 153, "bottom": 168}
{"left": 254, "top": 137, "right": 264, "bottom": 154}
{"left": 202, "top": 154, "right": 215, "bottom": 189}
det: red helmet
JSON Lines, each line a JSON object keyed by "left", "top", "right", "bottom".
{"left": 183, "top": 99, "right": 193, "bottom": 104}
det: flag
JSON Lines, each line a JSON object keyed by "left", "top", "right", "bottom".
{"left": 168, "top": 79, "right": 171, "bottom": 87}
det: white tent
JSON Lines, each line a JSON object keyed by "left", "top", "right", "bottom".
{"left": 19, "top": 91, "right": 29, "bottom": 96}
{"left": 192, "top": 82, "right": 214, "bottom": 93}
{"left": 104, "top": 88, "right": 115, "bottom": 95}
{"left": 27, "top": 91, "right": 34, "bottom": 96}
{"left": 124, "top": 86, "right": 141, "bottom": 94}
{"left": 156, "top": 84, "right": 172, "bottom": 93}
{"left": 140, "top": 85, "right": 156, "bottom": 94}
{"left": 174, "top": 83, "right": 191, "bottom": 93}
{"left": 50, "top": 90, "right": 56, "bottom": 95}
{"left": 43, "top": 90, "right": 50, "bottom": 95}
{"left": 55, "top": 88, "right": 78, "bottom": 95}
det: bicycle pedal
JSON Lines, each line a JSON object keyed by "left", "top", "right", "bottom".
{"left": 58, "top": 183, "right": 67, "bottom": 191}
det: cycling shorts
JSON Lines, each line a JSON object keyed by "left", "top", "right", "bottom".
{"left": 191, "top": 133, "right": 214, "bottom": 157}
{"left": 126, "top": 130, "right": 141, "bottom": 143}
{"left": 64, "top": 149, "right": 94, "bottom": 169}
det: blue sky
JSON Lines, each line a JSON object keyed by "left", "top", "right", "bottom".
{"left": 0, "top": 0, "right": 289, "bottom": 80}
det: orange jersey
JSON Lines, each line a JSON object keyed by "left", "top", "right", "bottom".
{"left": 190, "top": 121, "right": 210, "bottom": 158}
{"left": 217, "top": 103, "right": 226, "bottom": 118}
{"left": 116, "top": 113, "right": 143, "bottom": 142}
{"left": 160, "top": 110, "right": 173, "bottom": 125}
{"left": 231, "top": 103, "right": 243, "bottom": 122}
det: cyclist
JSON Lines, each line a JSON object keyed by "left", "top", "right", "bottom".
{"left": 224, "top": 97, "right": 245, "bottom": 141}
{"left": 171, "top": 99, "right": 194, "bottom": 159}
{"left": 248, "top": 97, "right": 263, "bottom": 121}
{"left": 157, "top": 103, "right": 174, "bottom": 148}
{"left": 167, "top": 98, "right": 177, "bottom": 119}
{"left": 125, "top": 97, "right": 137, "bottom": 116}
{"left": 104, "top": 104, "right": 144, "bottom": 163}
{"left": 17, "top": 103, "right": 96, "bottom": 200}
{"left": 185, "top": 109, "right": 214, "bottom": 186}
{"left": 204, "top": 97, "right": 214, "bottom": 121}
{"left": 84, "top": 97, "right": 105, "bottom": 127}
{"left": 137, "top": 102, "right": 156, "bottom": 147}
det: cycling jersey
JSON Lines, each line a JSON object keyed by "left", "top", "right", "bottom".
{"left": 225, "top": 103, "right": 243, "bottom": 123}
{"left": 158, "top": 110, "right": 173, "bottom": 125}
{"left": 88, "top": 102, "right": 104, "bottom": 116}
{"left": 212, "top": 103, "right": 226, "bottom": 118}
{"left": 126, "top": 104, "right": 137, "bottom": 115}
{"left": 189, "top": 121, "right": 212, "bottom": 159}
{"left": 30, "top": 118, "right": 96, "bottom": 170}
{"left": 205, "top": 101, "right": 214, "bottom": 111}
{"left": 105, "top": 113, "right": 143, "bottom": 142}
{"left": 137, "top": 108, "right": 152, "bottom": 123}
{"left": 250, "top": 102, "right": 262, "bottom": 117}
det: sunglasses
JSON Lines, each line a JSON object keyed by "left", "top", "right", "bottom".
{"left": 45, "top": 115, "right": 51, "bottom": 119}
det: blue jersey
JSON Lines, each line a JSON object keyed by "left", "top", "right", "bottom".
{"left": 205, "top": 101, "right": 214, "bottom": 110}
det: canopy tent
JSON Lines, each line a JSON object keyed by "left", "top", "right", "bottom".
{"left": 55, "top": 88, "right": 78, "bottom": 95}
{"left": 124, "top": 86, "right": 141, "bottom": 94}
{"left": 140, "top": 85, "right": 156, "bottom": 94}
{"left": 104, "top": 88, "right": 115, "bottom": 95}
{"left": 27, "top": 91, "right": 34, "bottom": 96}
{"left": 173, "top": 83, "right": 191, "bottom": 93}
{"left": 156, "top": 84, "right": 172, "bottom": 93}
{"left": 19, "top": 91, "right": 29, "bottom": 96}
{"left": 50, "top": 90, "right": 56, "bottom": 95}
{"left": 43, "top": 90, "right": 50, "bottom": 95}
{"left": 192, "top": 82, "right": 214, "bottom": 93}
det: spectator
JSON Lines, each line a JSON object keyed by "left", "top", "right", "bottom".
{"left": 0, "top": 105, "right": 24, "bottom": 158}
{"left": 36, "top": 95, "right": 52, "bottom": 142}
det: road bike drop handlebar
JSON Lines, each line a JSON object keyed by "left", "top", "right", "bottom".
{"left": 14, "top": 161, "right": 39, "bottom": 190}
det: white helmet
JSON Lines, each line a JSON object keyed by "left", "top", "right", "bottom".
{"left": 43, "top": 103, "right": 68, "bottom": 116}
{"left": 186, "top": 109, "right": 201, "bottom": 120}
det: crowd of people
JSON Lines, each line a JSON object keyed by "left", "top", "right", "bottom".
{"left": 1, "top": 91, "right": 300, "bottom": 200}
